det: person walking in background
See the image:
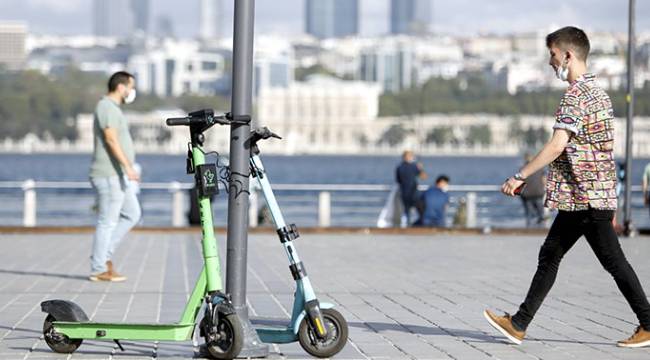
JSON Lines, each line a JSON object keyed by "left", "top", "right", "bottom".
{"left": 483, "top": 26, "right": 650, "bottom": 348}
{"left": 395, "top": 150, "right": 427, "bottom": 226}
{"left": 415, "top": 175, "right": 450, "bottom": 227}
{"left": 520, "top": 153, "right": 546, "bottom": 227}
{"left": 88, "top": 71, "right": 141, "bottom": 282}
{"left": 642, "top": 163, "right": 650, "bottom": 218}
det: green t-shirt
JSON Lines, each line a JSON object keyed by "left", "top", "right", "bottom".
{"left": 89, "top": 97, "right": 135, "bottom": 178}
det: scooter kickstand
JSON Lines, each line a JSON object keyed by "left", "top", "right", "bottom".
{"left": 114, "top": 339, "right": 125, "bottom": 352}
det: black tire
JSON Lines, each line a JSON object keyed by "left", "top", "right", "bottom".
{"left": 42, "top": 314, "right": 82, "bottom": 354}
{"left": 298, "top": 308, "right": 348, "bottom": 358}
{"left": 204, "top": 313, "right": 243, "bottom": 359}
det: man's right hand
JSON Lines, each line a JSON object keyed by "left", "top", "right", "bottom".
{"left": 126, "top": 166, "right": 140, "bottom": 182}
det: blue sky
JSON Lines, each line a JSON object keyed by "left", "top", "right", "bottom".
{"left": 1, "top": 0, "right": 649, "bottom": 37}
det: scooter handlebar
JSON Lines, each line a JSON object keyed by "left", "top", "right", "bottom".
{"left": 166, "top": 117, "right": 191, "bottom": 126}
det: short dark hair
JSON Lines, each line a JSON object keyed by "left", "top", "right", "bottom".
{"left": 436, "top": 175, "right": 450, "bottom": 184}
{"left": 107, "top": 71, "right": 134, "bottom": 92}
{"left": 546, "top": 26, "right": 590, "bottom": 61}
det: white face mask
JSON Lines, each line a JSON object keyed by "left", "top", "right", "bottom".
{"left": 124, "top": 89, "right": 136, "bottom": 104}
{"left": 555, "top": 57, "right": 569, "bottom": 81}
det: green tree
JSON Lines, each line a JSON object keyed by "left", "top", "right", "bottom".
{"left": 378, "top": 124, "right": 409, "bottom": 146}
{"left": 425, "top": 126, "right": 455, "bottom": 145}
{"left": 295, "top": 64, "right": 339, "bottom": 81}
{"left": 466, "top": 125, "right": 492, "bottom": 145}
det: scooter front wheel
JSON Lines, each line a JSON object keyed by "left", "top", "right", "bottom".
{"left": 203, "top": 313, "right": 243, "bottom": 359}
{"left": 298, "top": 308, "right": 348, "bottom": 358}
{"left": 43, "top": 314, "right": 82, "bottom": 353}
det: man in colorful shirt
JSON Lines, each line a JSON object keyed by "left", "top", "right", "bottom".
{"left": 483, "top": 26, "right": 650, "bottom": 348}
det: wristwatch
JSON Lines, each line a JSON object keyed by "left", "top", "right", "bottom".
{"left": 513, "top": 172, "right": 525, "bottom": 181}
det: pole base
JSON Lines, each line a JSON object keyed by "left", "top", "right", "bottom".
{"left": 236, "top": 316, "right": 269, "bottom": 358}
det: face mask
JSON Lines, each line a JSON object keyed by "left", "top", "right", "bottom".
{"left": 555, "top": 57, "right": 569, "bottom": 81}
{"left": 124, "top": 89, "right": 136, "bottom": 104}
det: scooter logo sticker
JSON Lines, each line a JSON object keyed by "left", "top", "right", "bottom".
{"left": 204, "top": 169, "right": 215, "bottom": 186}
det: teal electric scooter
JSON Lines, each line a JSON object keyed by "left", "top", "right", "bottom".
{"left": 40, "top": 110, "right": 244, "bottom": 359}
{"left": 248, "top": 127, "right": 349, "bottom": 358}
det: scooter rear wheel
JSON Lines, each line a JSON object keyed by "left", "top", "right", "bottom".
{"left": 203, "top": 313, "right": 243, "bottom": 359}
{"left": 43, "top": 314, "right": 82, "bottom": 353}
{"left": 298, "top": 308, "right": 348, "bottom": 358}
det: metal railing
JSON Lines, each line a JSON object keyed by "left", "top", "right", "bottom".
{"left": 0, "top": 180, "right": 645, "bottom": 228}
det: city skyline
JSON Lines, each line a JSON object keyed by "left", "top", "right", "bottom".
{"left": 305, "top": 0, "right": 359, "bottom": 39}
{"left": 2, "top": 0, "right": 650, "bottom": 38}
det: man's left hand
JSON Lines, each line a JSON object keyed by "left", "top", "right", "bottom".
{"left": 501, "top": 177, "right": 525, "bottom": 197}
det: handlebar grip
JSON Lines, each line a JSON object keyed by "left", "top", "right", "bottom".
{"left": 166, "top": 117, "right": 191, "bottom": 126}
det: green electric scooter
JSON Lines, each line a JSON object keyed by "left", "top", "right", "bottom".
{"left": 40, "top": 109, "right": 244, "bottom": 359}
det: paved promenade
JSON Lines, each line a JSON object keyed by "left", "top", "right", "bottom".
{"left": 0, "top": 230, "right": 649, "bottom": 359}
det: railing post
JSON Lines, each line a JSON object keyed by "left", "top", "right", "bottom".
{"left": 249, "top": 189, "right": 259, "bottom": 228}
{"left": 466, "top": 192, "right": 477, "bottom": 228}
{"left": 170, "top": 182, "right": 185, "bottom": 227}
{"left": 22, "top": 179, "right": 36, "bottom": 227}
{"left": 318, "top": 191, "right": 331, "bottom": 227}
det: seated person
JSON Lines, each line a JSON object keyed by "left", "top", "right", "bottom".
{"left": 415, "top": 175, "right": 450, "bottom": 227}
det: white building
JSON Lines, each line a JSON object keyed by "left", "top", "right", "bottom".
{"left": 590, "top": 55, "right": 627, "bottom": 90}
{"left": 463, "top": 35, "right": 512, "bottom": 61}
{"left": 0, "top": 22, "right": 27, "bottom": 70}
{"left": 254, "top": 36, "right": 295, "bottom": 97}
{"left": 315, "top": 36, "right": 464, "bottom": 92}
{"left": 128, "top": 39, "right": 227, "bottom": 96}
{"left": 256, "top": 75, "right": 381, "bottom": 154}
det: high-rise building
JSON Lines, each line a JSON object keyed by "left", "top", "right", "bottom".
{"left": 93, "top": 0, "right": 135, "bottom": 38}
{"left": 0, "top": 22, "right": 27, "bottom": 70}
{"left": 390, "top": 0, "right": 431, "bottom": 35}
{"left": 305, "top": 0, "right": 359, "bottom": 39}
{"left": 131, "top": 0, "right": 150, "bottom": 34}
{"left": 359, "top": 46, "right": 415, "bottom": 93}
{"left": 200, "top": 0, "right": 222, "bottom": 42}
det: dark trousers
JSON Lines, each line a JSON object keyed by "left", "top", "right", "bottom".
{"left": 401, "top": 192, "right": 421, "bottom": 225}
{"left": 521, "top": 196, "right": 544, "bottom": 226}
{"left": 512, "top": 209, "right": 650, "bottom": 331}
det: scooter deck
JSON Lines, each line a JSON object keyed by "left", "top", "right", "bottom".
{"left": 251, "top": 318, "right": 298, "bottom": 344}
{"left": 52, "top": 321, "right": 196, "bottom": 341}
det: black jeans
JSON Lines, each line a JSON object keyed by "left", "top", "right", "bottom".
{"left": 512, "top": 209, "right": 650, "bottom": 331}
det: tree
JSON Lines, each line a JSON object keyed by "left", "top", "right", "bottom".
{"left": 295, "top": 64, "right": 339, "bottom": 81}
{"left": 378, "top": 124, "right": 409, "bottom": 146}
{"left": 466, "top": 125, "right": 492, "bottom": 145}
{"left": 0, "top": 67, "right": 231, "bottom": 141}
{"left": 425, "top": 126, "right": 455, "bottom": 145}
{"left": 377, "top": 75, "right": 650, "bottom": 118}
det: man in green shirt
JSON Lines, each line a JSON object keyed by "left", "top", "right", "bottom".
{"left": 89, "top": 71, "right": 141, "bottom": 282}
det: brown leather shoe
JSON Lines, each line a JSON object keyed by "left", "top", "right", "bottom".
{"left": 89, "top": 271, "right": 126, "bottom": 282}
{"left": 618, "top": 326, "right": 650, "bottom": 348}
{"left": 483, "top": 309, "right": 525, "bottom": 345}
{"left": 106, "top": 260, "right": 127, "bottom": 281}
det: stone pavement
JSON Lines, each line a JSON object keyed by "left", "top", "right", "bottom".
{"left": 0, "top": 230, "right": 649, "bottom": 359}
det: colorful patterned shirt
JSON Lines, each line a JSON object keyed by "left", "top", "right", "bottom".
{"left": 545, "top": 73, "right": 617, "bottom": 211}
